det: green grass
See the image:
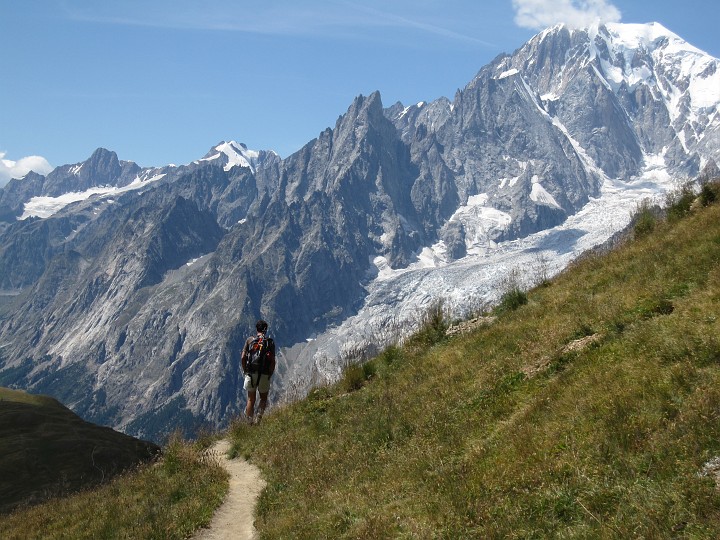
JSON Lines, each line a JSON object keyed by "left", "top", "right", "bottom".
{"left": 229, "top": 185, "right": 720, "bottom": 538}
{"left": 0, "top": 386, "right": 60, "bottom": 407}
{"left": 0, "top": 436, "right": 228, "bottom": 539}
{"left": 0, "top": 387, "right": 162, "bottom": 514}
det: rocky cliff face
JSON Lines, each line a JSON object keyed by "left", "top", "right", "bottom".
{"left": 0, "top": 23, "right": 718, "bottom": 440}
{"left": 0, "top": 148, "right": 141, "bottom": 217}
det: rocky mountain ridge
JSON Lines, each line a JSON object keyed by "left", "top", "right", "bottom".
{"left": 0, "top": 22, "right": 718, "bottom": 440}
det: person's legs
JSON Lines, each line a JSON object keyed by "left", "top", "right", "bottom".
{"left": 256, "top": 374, "right": 271, "bottom": 422}
{"left": 244, "top": 372, "right": 260, "bottom": 420}
{"left": 258, "top": 391, "right": 269, "bottom": 417}
{"left": 245, "top": 389, "right": 257, "bottom": 419}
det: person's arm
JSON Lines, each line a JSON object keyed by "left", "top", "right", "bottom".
{"left": 241, "top": 338, "right": 249, "bottom": 373}
{"left": 268, "top": 341, "right": 276, "bottom": 376}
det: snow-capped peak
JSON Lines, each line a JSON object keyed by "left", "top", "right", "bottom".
{"left": 199, "top": 141, "right": 262, "bottom": 172}
{"left": 525, "top": 21, "right": 720, "bottom": 136}
{"left": 599, "top": 22, "right": 720, "bottom": 115}
{"left": 216, "top": 141, "right": 259, "bottom": 172}
{"left": 604, "top": 22, "right": 702, "bottom": 56}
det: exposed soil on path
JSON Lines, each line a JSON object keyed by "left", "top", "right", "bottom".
{"left": 193, "top": 439, "right": 266, "bottom": 540}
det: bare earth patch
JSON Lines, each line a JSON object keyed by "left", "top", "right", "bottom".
{"left": 559, "top": 333, "right": 603, "bottom": 355}
{"left": 522, "top": 333, "right": 603, "bottom": 378}
{"left": 193, "top": 439, "right": 266, "bottom": 540}
{"left": 700, "top": 457, "right": 720, "bottom": 490}
{"left": 446, "top": 316, "right": 496, "bottom": 337}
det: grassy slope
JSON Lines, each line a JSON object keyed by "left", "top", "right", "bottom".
{"left": 0, "top": 387, "right": 228, "bottom": 539}
{"left": 0, "top": 387, "right": 60, "bottom": 406}
{"left": 0, "top": 386, "right": 162, "bottom": 514}
{"left": 231, "top": 197, "right": 720, "bottom": 538}
{"left": 0, "top": 436, "right": 228, "bottom": 539}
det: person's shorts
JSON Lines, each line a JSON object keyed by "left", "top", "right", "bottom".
{"left": 244, "top": 373, "right": 271, "bottom": 393}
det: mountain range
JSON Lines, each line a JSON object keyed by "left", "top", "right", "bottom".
{"left": 0, "top": 22, "right": 718, "bottom": 440}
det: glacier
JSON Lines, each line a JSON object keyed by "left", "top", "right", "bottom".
{"left": 280, "top": 158, "right": 680, "bottom": 393}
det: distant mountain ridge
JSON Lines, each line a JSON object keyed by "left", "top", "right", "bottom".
{"left": 0, "top": 22, "right": 718, "bottom": 440}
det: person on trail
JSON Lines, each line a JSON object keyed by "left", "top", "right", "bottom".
{"left": 241, "top": 319, "right": 276, "bottom": 423}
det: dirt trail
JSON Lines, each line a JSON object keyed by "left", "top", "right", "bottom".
{"left": 193, "top": 439, "right": 266, "bottom": 540}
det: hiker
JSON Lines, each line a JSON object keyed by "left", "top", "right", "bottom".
{"left": 241, "top": 319, "right": 276, "bottom": 423}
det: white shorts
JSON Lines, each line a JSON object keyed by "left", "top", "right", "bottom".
{"left": 244, "top": 373, "right": 271, "bottom": 393}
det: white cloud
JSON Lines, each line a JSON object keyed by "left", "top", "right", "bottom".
{"left": 0, "top": 152, "right": 53, "bottom": 188}
{"left": 512, "top": 0, "right": 621, "bottom": 30}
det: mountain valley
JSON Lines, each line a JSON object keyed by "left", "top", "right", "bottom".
{"left": 0, "top": 22, "right": 718, "bottom": 439}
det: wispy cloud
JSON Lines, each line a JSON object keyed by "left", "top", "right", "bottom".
{"left": 0, "top": 152, "right": 53, "bottom": 187}
{"left": 63, "top": 1, "right": 341, "bottom": 35}
{"left": 61, "top": 0, "right": 495, "bottom": 47}
{"left": 512, "top": 0, "right": 622, "bottom": 30}
{"left": 341, "top": 2, "right": 497, "bottom": 47}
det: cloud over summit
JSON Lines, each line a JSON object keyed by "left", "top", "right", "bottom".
{"left": 0, "top": 152, "right": 53, "bottom": 188}
{"left": 512, "top": 0, "right": 622, "bottom": 30}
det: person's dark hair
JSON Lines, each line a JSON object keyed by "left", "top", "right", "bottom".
{"left": 256, "top": 319, "right": 268, "bottom": 333}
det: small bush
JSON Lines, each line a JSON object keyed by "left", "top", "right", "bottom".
{"left": 571, "top": 322, "right": 595, "bottom": 340}
{"left": 666, "top": 184, "right": 695, "bottom": 222}
{"left": 531, "top": 252, "right": 552, "bottom": 288}
{"left": 362, "top": 360, "right": 377, "bottom": 381}
{"left": 699, "top": 181, "right": 720, "bottom": 207}
{"left": 340, "top": 361, "right": 376, "bottom": 393}
{"left": 635, "top": 297, "right": 674, "bottom": 319}
{"left": 494, "top": 268, "right": 529, "bottom": 314}
{"left": 632, "top": 199, "right": 658, "bottom": 239}
{"left": 497, "top": 287, "right": 528, "bottom": 312}
{"left": 407, "top": 301, "right": 448, "bottom": 347}
{"left": 379, "top": 345, "right": 402, "bottom": 367}
{"left": 341, "top": 363, "right": 365, "bottom": 392}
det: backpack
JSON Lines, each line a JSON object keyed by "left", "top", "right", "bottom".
{"left": 247, "top": 334, "right": 274, "bottom": 374}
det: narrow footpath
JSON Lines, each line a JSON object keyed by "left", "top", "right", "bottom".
{"left": 193, "top": 439, "right": 266, "bottom": 540}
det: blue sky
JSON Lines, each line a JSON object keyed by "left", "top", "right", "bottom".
{"left": 1, "top": 0, "right": 718, "bottom": 184}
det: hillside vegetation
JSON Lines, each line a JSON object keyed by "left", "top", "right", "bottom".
{"left": 230, "top": 182, "right": 720, "bottom": 538}
{"left": 0, "top": 386, "right": 161, "bottom": 514}
{"left": 0, "top": 387, "right": 227, "bottom": 539}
